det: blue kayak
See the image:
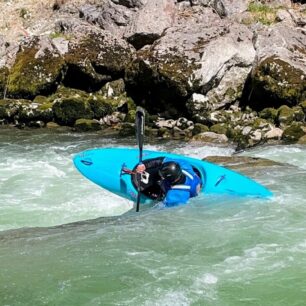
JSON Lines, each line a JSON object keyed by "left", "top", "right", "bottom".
{"left": 73, "top": 148, "right": 273, "bottom": 204}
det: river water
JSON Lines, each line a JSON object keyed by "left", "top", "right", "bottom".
{"left": 0, "top": 128, "right": 306, "bottom": 305}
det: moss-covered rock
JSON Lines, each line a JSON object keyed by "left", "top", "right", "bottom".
{"left": 53, "top": 96, "right": 93, "bottom": 126}
{"left": 100, "top": 79, "right": 126, "bottom": 97}
{"left": 252, "top": 118, "right": 270, "bottom": 129}
{"left": 300, "top": 100, "right": 306, "bottom": 114}
{"left": 277, "top": 105, "right": 295, "bottom": 126}
{"left": 88, "top": 96, "right": 115, "bottom": 119}
{"left": 64, "top": 32, "right": 134, "bottom": 91}
{"left": 125, "top": 50, "right": 198, "bottom": 113}
{"left": 0, "top": 67, "right": 9, "bottom": 98}
{"left": 250, "top": 56, "right": 306, "bottom": 109}
{"left": 192, "top": 123, "right": 209, "bottom": 135}
{"left": 18, "top": 99, "right": 53, "bottom": 123}
{"left": 7, "top": 37, "right": 65, "bottom": 99}
{"left": 259, "top": 107, "right": 278, "bottom": 122}
{"left": 210, "top": 123, "right": 228, "bottom": 135}
{"left": 0, "top": 98, "right": 30, "bottom": 121}
{"left": 74, "top": 118, "right": 101, "bottom": 132}
{"left": 282, "top": 123, "right": 305, "bottom": 143}
{"left": 298, "top": 135, "right": 306, "bottom": 145}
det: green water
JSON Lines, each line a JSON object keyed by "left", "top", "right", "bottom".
{"left": 1, "top": 128, "right": 306, "bottom": 305}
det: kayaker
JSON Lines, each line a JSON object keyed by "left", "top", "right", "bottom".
{"left": 136, "top": 158, "right": 202, "bottom": 207}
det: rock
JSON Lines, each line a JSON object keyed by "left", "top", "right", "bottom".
{"left": 126, "top": 7, "right": 255, "bottom": 114}
{"left": 74, "top": 118, "right": 101, "bottom": 131}
{"left": 100, "top": 79, "right": 126, "bottom": 97}
{"left": 124, "top": 0, "right": 176, "bottom": 50}
{"left": 7, "top": 36, "right": 65, "bottom": 99}
{"left": 282, "top": 123, "right": 305, "bottom": 143}
{"left": 52, "top": 96, "right": 93, "bottom": 126}
{"left": 192, "top": 123, "right": 209, "bottom": 135}
{"left": 192, "top": 131, "right": 228, "bottom": 143}
{"left": 204, "top": 155, "right": 283, "bottom": 174}
{"left": 264, "top": 127, "right": 283, "bottom": 140}
{"left": 277, "top": 105, "right": 295, "bottom": 127}
{"left": 298, "top": 134, "right": 306, "bottom": 144}
{"left": 46, "top": 122, "right": 60, "bottom": 128}
{"left": 79, "top": 2, "right": 133, "bottom": 38}
{"left": 210, "top": 123, "right": 228, "bottom": 135}
{"left": 111, "top": 0, "right": 146, "bottom": 9}
{"left": 155, "top": 118, "right": 176, "bottom": 129}
{"left": 248, "top": 24, "right": 306, "bottom": 109}
{"left": 61, "top": 23, "right": 135, "bottom": 91}
{"left": 259, "top": 107, "right": 278, "bottom": 122}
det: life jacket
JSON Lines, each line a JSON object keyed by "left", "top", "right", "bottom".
{"left": 170, "top": 169, "right": 201, "bottom": 197}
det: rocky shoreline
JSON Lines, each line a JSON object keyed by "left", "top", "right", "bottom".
{"left": 0, "top": 0, "right": 305, "bottom": 149}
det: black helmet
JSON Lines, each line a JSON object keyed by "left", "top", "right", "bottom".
{"left": 159, "top": 161, "right": 182, "bottom": 183}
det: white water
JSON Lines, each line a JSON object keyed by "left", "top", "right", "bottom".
{"left": 0, "top": 130, "right": 236, "bottom": 231}
{"left": 1, "top": 129, "right": 306, "bottom": 306}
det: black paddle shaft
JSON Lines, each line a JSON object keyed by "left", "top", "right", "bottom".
{"left": 135, "top": 107, "right": 145, "bottom": 212}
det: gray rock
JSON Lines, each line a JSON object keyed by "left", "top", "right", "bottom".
{"left": 124, "top": 0, "right": 176, "bottom": 49}
{"left": 79, "top": 2, "right": 133, "bottom": 38}
{"left": 249, "top": 24, "right": 306, "bottom": 109}
{"left": 264, "top": 127, "right": 283, "bottom": 140}
{"left": 192, "top": 131, "right": 228, "bottom": 143}
{"left": 111, "top": 0, "right": 147, "bottom": 8}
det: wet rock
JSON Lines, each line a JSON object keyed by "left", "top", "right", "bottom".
{"left": 277, "top": 105, "right": 295, "bottom": 127}
{"left": 298, "top": 134, "right": 306, "bottom": 145}
{"left": 204, "top": 155, "right": 284, "bottom": 175}
{"left": 192, "top": 123, "right": 209, "bottom": 135}
{"left": 52, "top": 96, "right": 93, "bottom": 126}
{"left": 192, "top": 131, "right": 228, "bottom": 143}
{"left": 74, "top": 118, "right": 101, "bottom": 131}
{"left": 282, "top": 123, "right": 305, "bottom": 143}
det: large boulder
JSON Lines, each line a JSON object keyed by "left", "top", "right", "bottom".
{"left": 124, "top": 0, "right": 176, "bottom": 50}
{"left": 57, "top": 21, "right": 135, "bottom": 92}
{"left": 6, "top": 36, "right": 65, "bottom": 99}
{"left": 247, "top": 24, "right": 306, "bottom": 110}
{"left": 126, "top": 6, "right": 255, "bottom": 116}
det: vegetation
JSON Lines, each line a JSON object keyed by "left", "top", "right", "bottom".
{"left": 247, "top": 1, "right": 279, "bottom": 25}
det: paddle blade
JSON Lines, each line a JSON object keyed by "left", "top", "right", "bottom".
{"left": 135, "top": 106, "right": 145, "bottom": 212}
{"left": 135, "top": 106, "right": 145, "bottom": 153}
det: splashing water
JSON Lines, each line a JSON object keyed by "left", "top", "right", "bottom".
{"left": 0, "top": 128, "right": 306, "bottom": 305}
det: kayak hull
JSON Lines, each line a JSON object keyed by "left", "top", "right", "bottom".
{"left": 73, "top": 148, "right": 273, "bottom": 203}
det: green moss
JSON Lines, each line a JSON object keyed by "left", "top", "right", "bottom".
{"left": 277, "top": 105, "right": 295, "bottom": 126}
{"left": 259, "top": 107, "right": 278, "bottom": 122}
{"left": 88, "top": 96, "right": 114, "bottom": 119}
{"left": 53, "top": 97, "right": 93, "bottom": 126}
{"left": 192, "top": 123, "right": 209, "bottom": 135}
{"left": 66, "top": 33, "right": 132, "bottom": 75}
{"left": 252, "top": 118, "right": 269, "bottom": 129}
{"left": 7, "top": 38, "right": 65, "bottom": 98}
{"left": 210, "top": 123, "right": 228, "bottom": 135}
{"left": 74, "top": 119, "right": 101, "bottom": 132}
{"left": 282, "top": 123, "right": 305, "bottom": 143}
{"left": 247, "top": 2, "right": 278, "bottom": 25}
{"left": 299, "top": 100, "right": 306, "bottom": 113}
{"left": 254, "top": 56, "right": 306, "bottom": 105}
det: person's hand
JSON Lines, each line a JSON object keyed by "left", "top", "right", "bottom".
{"left": 136, "top": 163, "right": 146, "bottom": 173}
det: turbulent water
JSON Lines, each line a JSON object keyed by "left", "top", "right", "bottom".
{"left": 1, "top": 128, "right": 306, "bottom": 306}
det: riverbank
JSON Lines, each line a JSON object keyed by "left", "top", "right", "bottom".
{"left": 0, "top": 0, "right": 305, "bottom": 149}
